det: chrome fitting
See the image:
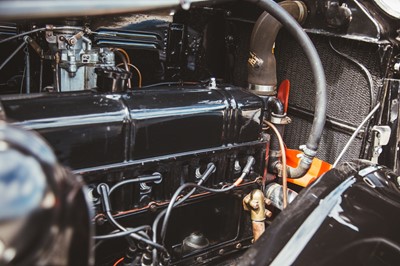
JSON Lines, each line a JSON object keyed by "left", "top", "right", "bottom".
{"left": 248, "top": 84, "right": 277, "bottom": 96}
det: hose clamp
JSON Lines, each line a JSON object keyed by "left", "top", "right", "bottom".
{"left": 270, "top": 113, "right": 291, "bottom": 125}
{"left": 293, "top": 1, "right": 308, "bottom": 24}
{"left": 248, "top": 84, "right": 276, "bottom": 96}
{"left": 299, "top": 145, "right": 317, "bottom": 158}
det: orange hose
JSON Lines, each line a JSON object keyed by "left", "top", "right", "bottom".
{"left": 113, "top": 257, "right": 124, "bottom": 266}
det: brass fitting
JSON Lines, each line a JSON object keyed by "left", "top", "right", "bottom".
{"left": 243, "top": 189, "right": 267, "bottom": 221}
{"left": 243, "top": 189, "right": 270, "bottom": 241}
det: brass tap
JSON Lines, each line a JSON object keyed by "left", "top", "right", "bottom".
{"left": 243, "top": 189, "right": 270, "bottom": 241}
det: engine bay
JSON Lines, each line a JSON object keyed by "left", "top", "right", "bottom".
{"left": 1, "top": 0, "right": 400, "bottom": 265}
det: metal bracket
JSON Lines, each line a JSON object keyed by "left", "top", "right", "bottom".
{"left": 371, "top": 125, "right": 391, "bottom": 163}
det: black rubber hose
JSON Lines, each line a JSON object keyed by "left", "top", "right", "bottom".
{"left": 247, "top": 0, "right": 327, "bottom": 168}
{"left": 248, "top": 0, "right": 307, "bottom": 94}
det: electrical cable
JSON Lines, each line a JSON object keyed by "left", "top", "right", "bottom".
{"left": 115, "top": 48, "right": 131, "bottom": 64}
{"left": 0, "top": 26, "right": 85, "bottom": 44}
{"left": 0, "top": 28, "right": 45, "bottom": 44}
{"left": 0, "top": 42, "right": 25, "bottom": 71}
{"left": 151, "top": 157, "right": 254, "bottom": 264}
{"left": 150, "top": 162, "right": 220, "bottom": 264}
{"left": 97, "top": 183, "right": 168, "bottom": 253}
{"left": 158, "top": 157, "right": 254, "bottom": 247}
{"left": 108, "top": 173, "right": 161, "bottom": 196}
{"left": 116, "top": 62, "right": 142, "bottom": 88}
{"left": 159, "top": 180, "right": 244, "bottom": 244}
{"left": 329, "top": 39, "right": 377, "bottom": 159}
{"left": 93, "top": 226, "right": 151, "bottom": 240}
{"left": 113, "top": 50, "right": 131, "bottom": 89}
{"left": 329, "top": 39, "right": 374, "bottom": 111}
{"left": 333, "top": 103, "right": 381, "bottom": 167}
{"left": 264, "top": 120, "right": 288, "bottom": 208}
{"left": 113, "top": 257, "right": 124, "bottom": 266}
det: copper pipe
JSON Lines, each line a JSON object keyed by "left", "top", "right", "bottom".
{"left": 264, "top": 120, "right": 288, "bottom": 209}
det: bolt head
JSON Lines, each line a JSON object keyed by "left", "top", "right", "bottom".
{"left": 149, "top": 204, "right": 157, "bottom": 212}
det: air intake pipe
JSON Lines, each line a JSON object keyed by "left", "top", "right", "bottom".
{"left": 247, "top": 0, "right": 327, "bottom": 178}
{"left": 248, "top": 0, "right": 307, "bottom": 95}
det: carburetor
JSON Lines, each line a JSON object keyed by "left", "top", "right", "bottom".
{"left": 45, "top": 24, "right": 115, "bottom": 91}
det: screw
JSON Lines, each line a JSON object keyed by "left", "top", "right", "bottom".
{"left": 218, "top": 249, "right": 225, "bottom": 255}
{"left": 196, "top": 257, "right": 203, "bottom": 263}
{"left": 236, "top": 243, "right": 242, "bottom": 249}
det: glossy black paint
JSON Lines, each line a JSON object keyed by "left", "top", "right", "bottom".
{"left": 0, "top": 85, "right": 264, "bottom": 170}
{"left": 1, "top": 92, "right": 129, "bottom": 169}
{"left": 239, "top": 161, "right": 400, "bottom": 266}
{"left": 87, "top": 122, "right": 267, "bottom": 265}
{"left": 0, "top": 122, "right": 92, "bottom": 266}
{"left": 96, "top": 183, "right": 258, "bottom": 266}
{"left": 300, "top": 0, "right": 400, "bottom": 42}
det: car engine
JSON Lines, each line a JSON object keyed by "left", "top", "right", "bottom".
{"left": 0, "top": 0, "right": 400, "bottom": 266}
